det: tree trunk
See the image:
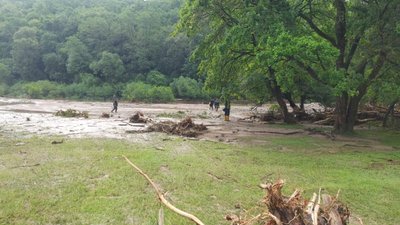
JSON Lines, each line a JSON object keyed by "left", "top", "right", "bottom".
{"left": 268, "top": 68, "right": 295, "bottom": 124}
{"left": 300, "top": 95, "right": 306, "bottom": 112}
{"left": 284, "top": 93, "right": 301, "bottom": 112}
{"left": 383, "top": 100, "right": 398, "bottom": 127}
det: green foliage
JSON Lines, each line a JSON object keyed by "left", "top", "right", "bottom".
{"left": 60, "top": 36, "right": 92, "bottom": 80}
{"left": 123, "top": 81, "right": 174, "bottom": 103}
{"left": 0, "top": 83, "right": 8, "bottom": 96}
{"left": 89, "top": 51, "right": 125, "bottom": 83}
{"left": 11, "top": 26, "right": 45, "bottom": 81}
{"left": 170, "top": 76, "right": 205, "bottom": 99}
{"left": 1, "top": 130, "right": 399, "bottom": 224}
{"left": 0, "top": 62, "right": 12, "bottom": 85}
{"left": 0, "top": 0, "right": 199, "bottom": 100}
{"left": 177, "top": 0, "right": 400, "bottom": 132}
{"left": 8, "top": 80, "right": 62, "bottom": 99}
{"left": 145, "top": 70, "right": 168, "bottom": 86}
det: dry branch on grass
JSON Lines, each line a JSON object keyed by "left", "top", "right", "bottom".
{"left": 227, "top": 180, "right": 350, "bottom": 225}
{"left": 123, "top": 155, "right": 205, "bottom": 225}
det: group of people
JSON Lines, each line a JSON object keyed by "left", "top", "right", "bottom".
{"left": 111, "top": 95, "right": 230, "bottom": 121}
{"left": 210, "top": 98, "right": 231, "bottom": 121}
{"left": 209, "top": 98, "right": 220, "bottom": 111}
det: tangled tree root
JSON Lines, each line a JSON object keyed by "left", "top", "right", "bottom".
{"left": 129, "top": 111, "right": 150, "bottom": 123}
{"left": 147, "top": 117, "right": 207, "bottom": 137}
{"left": 226, "top": 180, "right": 350, "bottom": 225}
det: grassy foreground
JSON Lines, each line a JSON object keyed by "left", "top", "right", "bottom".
{"left": 0, "top": 130, "right": 399, "bottom": 225}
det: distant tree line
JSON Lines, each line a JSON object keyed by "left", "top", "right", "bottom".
{"left": 0, "top": 0, "right": 208, "bottom": 101}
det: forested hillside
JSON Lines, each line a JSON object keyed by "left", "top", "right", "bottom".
{"left": 0, "top": 0, "right": 205, "bottom": 101}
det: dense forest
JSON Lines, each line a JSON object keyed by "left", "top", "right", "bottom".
{"left": 0, "top": 0, "right": 206, "bottom": 101}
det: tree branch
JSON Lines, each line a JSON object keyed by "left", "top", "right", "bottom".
{"left": 290, "top": 57, "right": 327, "bottom": 85}
{"left": 123, "top": 156, "right": 205, "bottom": 225}
{"left": 345, "top": 35, "right": 361, "bottom": 70}
{"left": 299, "top": 12, "right": 337, "bottom": 48}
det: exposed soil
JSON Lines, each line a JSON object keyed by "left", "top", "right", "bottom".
{"left": 0, "top": 97, "right": 392, "bottom": 149}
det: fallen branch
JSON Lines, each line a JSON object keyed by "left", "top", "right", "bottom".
{"left": 123, "top": 155, "right": 206, "bottom": 225}
{"left": 246, "top": 130, "right": 303, "bottom": 135}
{"left": 10, "top": 163, "right": 40, "bottom": 169}
{"left": 158, "top": 207, "right": 165, "bottom": 225}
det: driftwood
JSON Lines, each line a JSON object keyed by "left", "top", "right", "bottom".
{"left": 226, "top": 180, "right": 350, "bottom": 225}
{"left": 146, "top": 117, "right": 207, "bottom": 137}
{"left": 123, "top": 156, "right": 205, "bottom": 225}
{"left": 246, "top": 130, "right": 303, "bottom": 135}
{"left": 100, "top": 112, "right": 110, "bottom": 118}
{"left": 129, "top": 111, "right": 151, "bottom": 123}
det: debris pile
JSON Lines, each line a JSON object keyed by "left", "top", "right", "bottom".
{"left": 226, "top": 180, "right": 350, "bottom": 225}
{"left": 147, "top": 117, "right": 207, "bottom": 137}
{"left": 129, "top": 111, "right": 150, "bottom": 123}
{"left": 101, "top": 112, "right": 110, "bottom": 118}
{"left": 55, "top": 109, "right": 89, "bottom": 118}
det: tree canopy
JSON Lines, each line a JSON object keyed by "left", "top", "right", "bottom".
{"left": 0, "top": 0, "right": 196, "bottom": 85}
{"left": 176, "top": 0, "right": 400, "bottom": 132}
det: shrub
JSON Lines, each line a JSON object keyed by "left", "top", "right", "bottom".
{"left": 8, "top": 80, "right": 62, "bottom": 99}
{"left": 146, "top": 70, "right": 167, "bottom": 86}
{"left": 0, "top": 83, "right": 8, "bottom": 96}
{"left": 123, "top": 82, "right": 174, "bottom": 102}
{"left": 170, "top": 76, "right": 205, "bottom": 99}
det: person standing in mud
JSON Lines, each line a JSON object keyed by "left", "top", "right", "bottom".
{"left": 223, "top": 100, "right": 230, "bottom": 121}
{"left": 214, "top": 99, "right": 220, "bottom": 111}
{"left": 111, "top": 95, "right": 118, "bottom": 113}
{"left": 209, "top": 98, "right": 215, "bottom": 110}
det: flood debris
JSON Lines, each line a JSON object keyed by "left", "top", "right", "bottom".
{"left": 226, "top": 180, "right": 350, "bottom": 225}
{"left": 101, "top": 112, "right": 111, "bottom": 118}
{"left": 129, "top": 111, "right": 151, "bottom": 123}
{"left": 51, "top": 139, "right": 64, "bottom": 144}
{"left": 127, "top": 117, "right": 207, "bottom": 137}
{"left": 147, "top": 117, "right": 207, "bottom": 137}
{"left": 55, "top": 109, "right": 89, "bottom": 118}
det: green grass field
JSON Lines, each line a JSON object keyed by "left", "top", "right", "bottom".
{"left": 0, "top": 129, "right": 399, "bottom": 225}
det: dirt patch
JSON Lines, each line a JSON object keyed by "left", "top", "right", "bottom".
{"left": 0, "top": 97, "right": 395, "bottom": 150}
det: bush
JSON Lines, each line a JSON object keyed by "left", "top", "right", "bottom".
{"left": 123, "top": 82, "right": 174, "bottom": 102}
{"left": 170, "top": 76, "right": 205, "bottom": 99}
{"left": 8, "top": 81, "right": 62, "bottom": 99}
{"left": 0, "top": 83, "right": 8, "bottom": 96}
{"left": 146, "top": 70, "right": 168, "bottom": 86}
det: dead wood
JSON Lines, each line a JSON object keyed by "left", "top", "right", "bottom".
{"left": 10, "top": 163, "right": 40, "bottom": 169}
{"left": 55, "top": 109, "right": 89, "bottom": 118}
{"left": 247, "top": 130, "right": 303, "bottom": 135}
{"left": 123, "top": 155, "right": 205, "bottom": 225}
{"left": 158, "top": 207, "right": 165, "bottom": 225}
{"left": 227, "top": 180, "right": 350, "bottom": 225}
{"left": 51, "top": 139, "right": 64, "bottom": 144}
{"left": 100, "top": 112, "right": 110, "bottom": 118}
{"left": 129, "top": 111, "right": 151, "bottom": 123}
{"left": 146, "top": 117, "right": 207, "bottom": 137}
{"left": 355, "top": 118, "right": 378, "bottom": 125}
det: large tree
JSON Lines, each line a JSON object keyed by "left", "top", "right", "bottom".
{"left": 177, "top": 0, "right": 400, "bottom": 132}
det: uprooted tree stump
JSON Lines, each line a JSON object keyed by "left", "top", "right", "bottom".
{"left": 226, "top": 180, "right": 350, "bottom": 225}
